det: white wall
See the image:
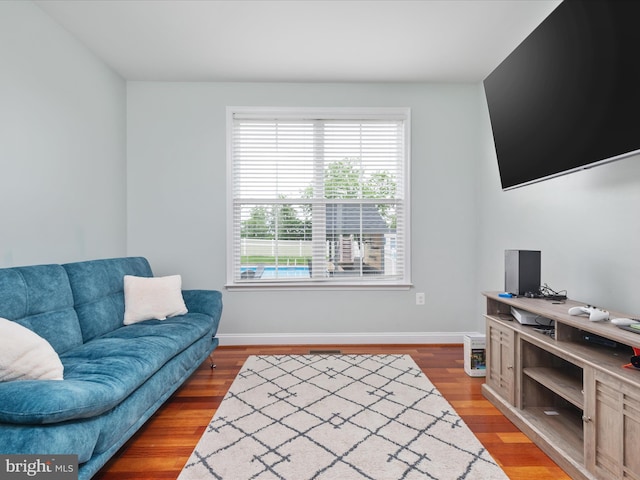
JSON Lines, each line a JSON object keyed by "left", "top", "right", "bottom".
{"left": 0, "top": 1, "right": 127, "bottom": 267}
{"left": 10, "top": 1, "right": 635, "bottom": 337}
{"left": 476, "top": 88, "right": 640, "bottom": 320}
{"left": 127, "top": 82, "right": 484, "bottom": 341}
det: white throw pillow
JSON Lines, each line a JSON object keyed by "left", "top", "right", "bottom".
{"left": 123, "top": 275, "right": 188, "bottom": 325}
{"left": 0, "top": 317, "right": 64, "bottom": 381}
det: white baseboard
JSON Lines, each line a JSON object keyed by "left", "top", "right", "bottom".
{"left": 216, "top": 331, "right": 481, "bottom": 346}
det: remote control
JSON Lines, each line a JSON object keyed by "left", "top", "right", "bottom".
{"left": 568, "top": 305, "right": 609, "bottom": 322}
{"left": 611, "top": 318, "right": 640, "bottom": 326}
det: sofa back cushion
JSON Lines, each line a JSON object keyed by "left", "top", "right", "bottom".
{"left": 0, "top": 264, "right": 83, "bottom": 354}
{"left": 63, "top": 257, "right": 153, "bottom": 342}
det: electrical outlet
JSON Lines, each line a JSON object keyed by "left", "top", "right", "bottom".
{"left": 416, "top": 292, "right": 425, "bottom": 305}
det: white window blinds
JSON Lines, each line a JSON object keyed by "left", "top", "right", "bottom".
{"left": 227, "top": 107, "right": 410, "bottom": 287}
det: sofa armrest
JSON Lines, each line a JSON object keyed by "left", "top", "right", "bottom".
{"left": 182, "top": 289, "right": 223, "bottom": 318}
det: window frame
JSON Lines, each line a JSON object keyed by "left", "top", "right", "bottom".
{"left": 225, "top": 106, "right": 412, "bottom": 290}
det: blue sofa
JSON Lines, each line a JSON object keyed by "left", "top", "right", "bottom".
{"left": 0, "top": 257, "right": 222, "bottom": 480}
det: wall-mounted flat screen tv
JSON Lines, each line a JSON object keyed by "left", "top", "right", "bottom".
{"left": 484, "top": 0, "right": 640, "bottom": 190}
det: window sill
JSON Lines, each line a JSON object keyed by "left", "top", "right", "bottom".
{"left": 225, "top": 281, "right": 412, "bottom": 292}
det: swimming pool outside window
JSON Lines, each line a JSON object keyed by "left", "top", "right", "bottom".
{"left": 226, "top": 107, "right": 411, "bottom": 289}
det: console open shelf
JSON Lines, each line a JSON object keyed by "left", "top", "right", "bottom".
{"left": 521, "top": 405, "right": 584, "bottom": 464}
{"left": 522, "top": 366, "right": 583, "bottom": 408}
{"left": 482, "top": 292, "right": 640, "bottom": 480}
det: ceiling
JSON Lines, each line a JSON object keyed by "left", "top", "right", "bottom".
{"left": 35, "top": 0, "right": 561, "bottom": 83}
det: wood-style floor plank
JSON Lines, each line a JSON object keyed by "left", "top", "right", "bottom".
{"left": 93, "top": 345, "right": 570, "bottom": 480}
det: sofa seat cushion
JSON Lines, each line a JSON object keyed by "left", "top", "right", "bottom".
{"left": 1, "top": 416, "right": 103, "bottom": 464}
{"left": 0, "top": 313, "right": 214, "bottom": 425}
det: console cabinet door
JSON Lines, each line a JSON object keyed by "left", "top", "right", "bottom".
{"left": 486, "top": 318, "right": 516, "bottom": 405}
{"left": 584, "top": 369, "right": 640, "bottom": 479}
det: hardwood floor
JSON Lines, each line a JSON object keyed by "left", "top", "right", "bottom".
{"left": 93, "top": 345, "right": 570, "bottom": 480}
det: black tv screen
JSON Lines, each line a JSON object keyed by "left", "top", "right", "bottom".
{"left": 484, "top": 0, "right": 640, "bottom": 190}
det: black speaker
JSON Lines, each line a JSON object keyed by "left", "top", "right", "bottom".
{"left": 505, "top": 250, "right": 541, "bottom": 296}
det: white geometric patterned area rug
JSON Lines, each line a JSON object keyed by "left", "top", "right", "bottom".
{"left": 178, "top": 354, "right": 508, "bottom": 480}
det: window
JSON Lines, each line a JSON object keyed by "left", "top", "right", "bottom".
{"left": 226, "top": 107, "right": 410, "bottom": 289}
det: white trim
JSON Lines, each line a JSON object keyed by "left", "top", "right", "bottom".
{"left": 216, "top": 331, "right": 481, "bottom": 346}
{"left": 225, "top": 107, "right": 235, "bottom": 286}
{"left": 224, "top": 282, "right": 412, "bottom": 291}
{"left": 229, "top": 106, "right": 410, "bottom": 121}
